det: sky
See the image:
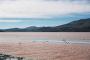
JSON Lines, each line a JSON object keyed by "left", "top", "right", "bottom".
{"left": 0, "top": 0, "right": 90, "bottom": 29}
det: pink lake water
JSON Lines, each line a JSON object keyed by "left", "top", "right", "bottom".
{"left": 0, "top": 32, "right": 90, "bottom": 44}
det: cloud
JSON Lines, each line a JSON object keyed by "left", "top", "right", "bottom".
{"left": 0, "top": 20, "right": 21, "bottom": 22}
{"left": 0, "top": 0, "right": 90, "bottom": 3}
{"left": 0, "top": 0, "right": 89, "bottom": 18}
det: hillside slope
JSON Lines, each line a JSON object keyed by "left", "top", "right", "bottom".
{"left": 0, "top": 18, "right": 90, "bottom": 32}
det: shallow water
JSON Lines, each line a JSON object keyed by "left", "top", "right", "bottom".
{"left": 0, "top": 32, "right": 90, "bottom": 44}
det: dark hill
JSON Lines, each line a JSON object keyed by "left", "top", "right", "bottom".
{"left": 56, "top": 18, "right": 90, "bottom": 32}
{"left": 1, "top": 18, "right": 90, "bottom": 32}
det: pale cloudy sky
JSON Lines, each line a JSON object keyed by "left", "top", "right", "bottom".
{"left": 0, "top": 0, "right": 90, "bottom": 18}
{"left": 0, "top": 0, "right": 90, "bottom": 29}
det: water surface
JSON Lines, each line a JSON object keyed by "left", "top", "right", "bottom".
{"left": 0, "top": 32, "right": 90, "bottom": 44}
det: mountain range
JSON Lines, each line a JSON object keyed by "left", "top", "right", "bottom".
{"left": 0, "top": 18, "right": 90, "bottom": 32}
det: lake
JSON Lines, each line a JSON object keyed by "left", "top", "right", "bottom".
{"left": 0, "top": 32, "right": 90, "bottom": 60}
{"left": 0, "top": 32, "right": 90, "bottom": 44}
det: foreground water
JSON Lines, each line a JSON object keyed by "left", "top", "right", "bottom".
{"left": 0, "top": 32, "right": 90, "bottom": 60}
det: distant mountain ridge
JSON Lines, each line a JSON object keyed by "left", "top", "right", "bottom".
{"left": 0, "top": 18, "right": 90, "bottom": 32}
{"left": 55, "top": 18, "right": 90, "bottom": 32}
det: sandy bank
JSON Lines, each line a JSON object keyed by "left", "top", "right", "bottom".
{"left": 0, "top": 42, "right": 90, "bottom": 60}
